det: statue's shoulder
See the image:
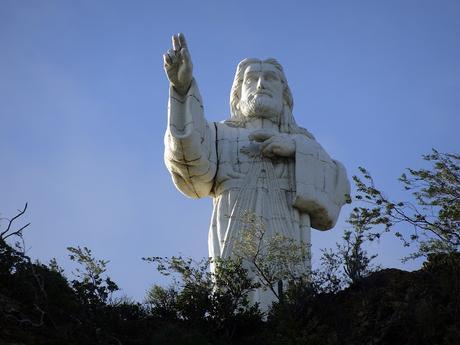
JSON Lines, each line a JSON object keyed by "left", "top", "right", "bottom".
{"left": 212, "top": 120, "right": 317, "bottom": 141}
{"left": 220, "top": 119, "right": 242, "bottom": 128}
{"left": 296, "top": 126, "right": 316, "bottom": 141}
{"left": 214, "top": 120, "right": 241, "bottom": 131}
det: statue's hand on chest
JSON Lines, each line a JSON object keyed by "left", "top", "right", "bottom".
{"left": 246, "top": 129, "right": 296, "bottom": 159}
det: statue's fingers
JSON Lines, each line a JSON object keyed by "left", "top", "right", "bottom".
{"left": 259, "top": 137, "right": 275, "bottom": 151}
{"left": 249, "top": 129, "right": 275, "bottom": 142}
{"left": 167, "top": 49, "right": 177, "bottom": 64}
{"left": 265, "top": 143, "right": 288, "bottom": 157}
{"left": 172, "top": 34, "right": 181, "bottom": 51}
{"left": 272, "top": 146, "right": 285, "bottom": 156}
{"left": 163, "top": 54, "right": 172, "bottom": 67}
{"left": 178, "top": 33, "right": 187, "bottom": 48}
{"left": 181, "top": 47, "right": 192, "bottom": 66}
{"left": 262, "top": 142, "right": 276, "bottom": 155}
{"left": 249, "top": 133, "right": 269, "bottom": 142}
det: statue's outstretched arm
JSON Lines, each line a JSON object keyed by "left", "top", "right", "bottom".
{"left": 163, "top": 34, "right": 217, "bottom": 199}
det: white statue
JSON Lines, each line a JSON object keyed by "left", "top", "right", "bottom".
{"left": 163, "top": 33, "right": 350, "bottom": 310}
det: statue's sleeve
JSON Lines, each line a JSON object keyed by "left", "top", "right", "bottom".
{"left": 292, "top": 136, "right": 350, "bottom": 230}
{"left": 164, "top": 79, "right": 217, "bottom": 198}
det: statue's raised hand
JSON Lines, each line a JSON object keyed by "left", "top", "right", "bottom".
{"left": 163, "top": 33, "right": 193, "bottom": 96}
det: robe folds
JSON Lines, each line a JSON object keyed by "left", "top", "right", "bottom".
{"left": 164, "top": 80, "right": 350, "bottom": 309}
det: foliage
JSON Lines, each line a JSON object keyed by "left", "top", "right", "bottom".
{"left": 264, "top": 252, "right": 460, "bottom": 345}
{"left": 0, "top": 205, "right": 79, "bottom": 343}
{"left": 1, "top": 199, "right": 460, "bottom": 344}
{"left": 143, "top": 256, "right": 261, "bottom": 318}
{"left": 230, "top": 209, "right": 377, "bottom": 297}
{"left": 313, "top": 206, "right": 379, "bottom": 293}
{"left": 144, "top": 256, "right": 213, "bottom": 323}
{"left": 233, "top": 211, "right": 311, "bottom": 300}
{"left": 67, "top": 246, "right": 119, "bottom": 306}
{"left": 48, "top": 257, "right": 65, "bottom": 275}
{"left": 313, "top": 246, "right": 345, "bottom": 294}
{"left": 143, "top": 255, "right": 263, "bottom": 342}
{"left": 353, "top": 149, "right": 460, "bottom": 261}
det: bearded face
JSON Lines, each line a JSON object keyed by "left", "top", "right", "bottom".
{"left": 238, "top": 63, "right": 284, "bottom": 120}
{"left": 239, "top": 92, "right": 283, "bottom": 120}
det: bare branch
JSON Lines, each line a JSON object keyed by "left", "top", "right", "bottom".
{"left": 0, "top": 203, "right": 29, "bottom": 240}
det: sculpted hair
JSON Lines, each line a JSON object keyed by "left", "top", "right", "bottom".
{"left": 227, "top": 58, "right": 314, "bottom": 139}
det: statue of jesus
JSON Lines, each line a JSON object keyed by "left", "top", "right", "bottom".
{"left": 163, "top": 33, "right": 350, "bottom": 309}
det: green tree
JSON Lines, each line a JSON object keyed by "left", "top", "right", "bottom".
{"left": 233, "top": 211, "right": 311, "bottom": 301}
{"left": 313, "top": 206, "right": 379, "bottom": 293}
{"left": 353, "top": 149, "right": 459, "bottom": 261}
{"left": 143, "top": 255, "right": 262, "bottom": 340}
{"left": 67, "top": 246, "right": 119, "bottom": 306}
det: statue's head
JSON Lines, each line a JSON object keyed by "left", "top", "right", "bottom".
{"left": 230, "top": 58, "right": 293, "bottom": 122}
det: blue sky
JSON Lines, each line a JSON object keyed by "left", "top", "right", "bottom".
{"left": 1, "top": 0, "right": 459, "bottom": 300}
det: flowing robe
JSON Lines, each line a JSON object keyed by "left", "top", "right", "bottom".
{"left": 164, "top": 80, "right": 350, "bottom": 309}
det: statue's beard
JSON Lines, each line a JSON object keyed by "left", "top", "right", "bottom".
{"left": 239, "top": 94, "right": 283, "bottom": 120}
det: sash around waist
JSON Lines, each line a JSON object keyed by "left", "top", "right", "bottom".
{"left": 214, "top": 177, "right": 293, "bottom": 195}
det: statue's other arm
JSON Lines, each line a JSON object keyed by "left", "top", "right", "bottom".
{"left": 292, "top": 135, "right": 351, "bottom": 230}
{"left": 163, "top": 34, "right": 217, "bottom": 198}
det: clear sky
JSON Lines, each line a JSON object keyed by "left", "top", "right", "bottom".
{"left": 1, "top": 0, "right": 459, "bottom": 301}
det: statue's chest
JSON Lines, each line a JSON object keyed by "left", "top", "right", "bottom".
{"left": 215, "top": 124, "right": 289, "bottom": 177}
